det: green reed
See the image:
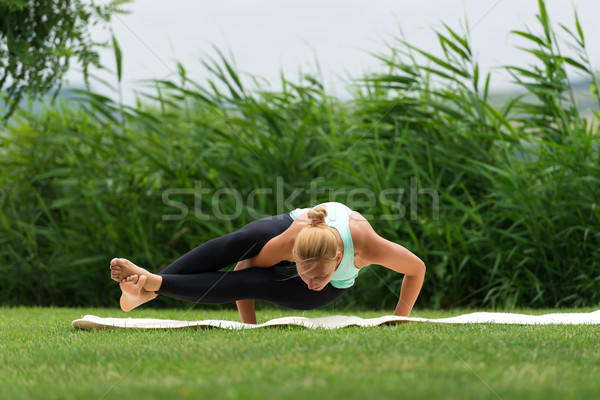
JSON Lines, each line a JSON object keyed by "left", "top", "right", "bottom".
{"left": 0, "top": 0, "right": 597, "bottom": 309}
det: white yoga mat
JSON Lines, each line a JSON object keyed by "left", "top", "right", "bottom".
{"left": 72, "top": 310, "right": 600, "bottom": 330}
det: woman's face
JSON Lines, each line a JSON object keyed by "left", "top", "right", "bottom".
{"left": 296, "top": 252, "right": 342, "bottom": 291}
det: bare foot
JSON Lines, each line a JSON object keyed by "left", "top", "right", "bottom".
{"left": 110, "top": 258, "right": 149, "bottom": 282}
{"left": 119, "top": 274, "right": 156, "bottom": 312}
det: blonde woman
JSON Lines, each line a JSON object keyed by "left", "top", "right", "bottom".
{"left": 110, "top": 202, "right": 426, "bottom": 324}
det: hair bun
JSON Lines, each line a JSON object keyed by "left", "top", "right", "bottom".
{"left": 307, "top": 205, "right": 328, "bottom": 227}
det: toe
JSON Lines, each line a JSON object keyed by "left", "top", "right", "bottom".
{"left": 117, "top": 258, "right": 130, "bottom": 267}
{"left": 137, "top": 275, "right": 147, "bottom": 287}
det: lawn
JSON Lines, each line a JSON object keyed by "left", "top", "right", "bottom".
{"left": 1, "top": 307, "right": 599, "bottom": 400}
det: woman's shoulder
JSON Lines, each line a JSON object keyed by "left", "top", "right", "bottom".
{"left": 348, "top": 211, "right": 371, "bottom": 233}
{"left": 348, "top": 211, "right": 379, "bottom": 268}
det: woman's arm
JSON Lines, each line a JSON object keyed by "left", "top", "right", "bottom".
{"left": 236, "top": 298, "right": 257, "bottom": 324}
{"left": 252, "top": 230, "right": 295, "bottom": 267}
{"left": 234, "top": 259, "right": 257, "bottom": 324}
{"left": 233, "top": 229, "right": 295, "bottom": 324}
{"left": 357, "top": 228, "right": 426, "bottom": 317}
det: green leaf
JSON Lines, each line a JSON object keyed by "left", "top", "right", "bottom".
{"left": 410, "top": 46, "right": 471, "bottom": 79}
{"left": 112, "top": 34, "right": 123, "bottom": 84}
{"left": 574, "top": 9, "right": 585, "bottom": 46}
{"left": 562, "top": 57, "right": 589, "bottom": 73}
{"left": 442, "top": 23, "right": 471, "bottom": 57}
{"left": 511, "top": 30, "right": 548, "bottom": 47}
{"left": 537, "top": 0, "right": 552, "bottom": 44}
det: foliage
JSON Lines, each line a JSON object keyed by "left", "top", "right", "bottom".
{"left": 0, "top": 0, "right": 130, "bottom": 119}
{"left": 0, "top": 0, "right": 598, "bottom": 309}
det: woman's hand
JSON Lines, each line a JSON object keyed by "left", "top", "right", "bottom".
{"left": 233, "top": 257, "right": 255, "bottom": 271}
{"left": 233, "top": 258, "right": 254, "bottom": 271}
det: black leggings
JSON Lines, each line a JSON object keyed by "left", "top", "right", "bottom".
{"left": 157, "top": 213, "right": 346, "bottom": 310}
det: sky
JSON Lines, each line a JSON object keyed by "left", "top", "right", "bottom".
{"left": 66, "top": 0, "right": 600, "bottom": 104}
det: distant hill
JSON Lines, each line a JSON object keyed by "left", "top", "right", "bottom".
{"left": 487, "top": 78, "right": 598, "bottom": 118}
{"left": 2, "top": 79, "right": 598, "bottom": 121}
{"left": 0, "top": 84, "right": 91, "bottom": 118}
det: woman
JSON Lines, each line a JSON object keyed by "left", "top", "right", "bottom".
{"left": 110, "top": 202, "right": 426, "bottom": 324}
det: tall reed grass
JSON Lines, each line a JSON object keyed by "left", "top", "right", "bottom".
{"left": 0, "top": 0, "right": 598, "bottom": 309}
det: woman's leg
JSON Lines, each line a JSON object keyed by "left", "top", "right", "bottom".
{"left": 110, "top": 213, "right": 293, "bottom": 281}
{"left": 113, "top": 213, "right": 294, "bottom": 310}
{"left": 158, "top": 263, "right": 347, "bottom": 311}
{"left": 160, "top": 213, "right": 293, "bottom": 275}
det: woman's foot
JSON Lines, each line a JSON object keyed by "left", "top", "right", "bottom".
{"left": 119, "top": 274, "right": 157, "bottom": 312}
{"left": 111, "top": 258, "right": 163, "bottom": 292}
{"left": 110, "top": 258, "right": 150, "bottom": 282}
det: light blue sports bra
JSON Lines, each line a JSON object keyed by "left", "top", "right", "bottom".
{"left": 289, "top": 202, "right": 360, "bottom": 289}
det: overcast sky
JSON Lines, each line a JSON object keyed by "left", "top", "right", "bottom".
{"left": 66, "top": 0, "right": 600, "bottom": 103}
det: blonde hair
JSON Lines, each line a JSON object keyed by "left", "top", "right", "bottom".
{"left": 292, "top": 206, "right": 339, "bottom": 266}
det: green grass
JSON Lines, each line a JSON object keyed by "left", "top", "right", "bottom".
{"left": 1, "top": 307, "right": 599, "bottom": 400}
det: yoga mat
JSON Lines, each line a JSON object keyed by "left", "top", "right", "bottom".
{"left": 72, "top": 310, "right": 600, "bottom": 330}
